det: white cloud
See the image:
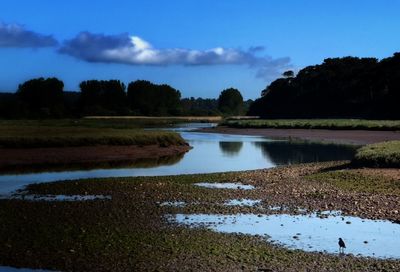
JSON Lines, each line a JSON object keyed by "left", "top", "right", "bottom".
{"left": 59, "top": 32, "right": 291, "bottom": 80}
{"left": 0, "top": 22, "right": 58, "bottom": 48}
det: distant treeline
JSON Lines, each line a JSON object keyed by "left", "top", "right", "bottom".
{"left": 249, "top": 53, "right": 400, "bottom": 119}
{"left": 0, "top": 78, "right": 251, "bottom": 118}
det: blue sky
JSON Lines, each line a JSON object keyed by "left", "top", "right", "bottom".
{"left": 1, "top": 0, "right": 399, "bottom": 99}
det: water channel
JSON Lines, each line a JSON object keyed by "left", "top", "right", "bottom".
{"left": 0, "top": 123, "right": 357, "bottom": 195}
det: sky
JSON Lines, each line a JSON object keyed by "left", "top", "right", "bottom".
{"left": 0, "top": 0, "right": 400, "bottom": 99}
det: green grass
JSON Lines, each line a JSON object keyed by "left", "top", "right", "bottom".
{"left": 0, "top": 124, "right": 187, "bottom": 148}
{"left": 221, "top": 119, "right": 400, "bottom": 130}
{"left": 353, "top": 140, "right": 400, "bottom": 167}
{"left": 306, "top": 170, "right": 400, "bottom": 194}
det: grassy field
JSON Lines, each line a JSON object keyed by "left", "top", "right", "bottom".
{"left": 0, "top": 120, "right": 187, "bottom": 148}
{"left": 1, "top": 162, "right": 400, "bottom": 271}
{"left": 353, "top": 140, "right": 400, "bottom": 167}
{"left": 221, "top": 119, "right": 400, "bottom": 130}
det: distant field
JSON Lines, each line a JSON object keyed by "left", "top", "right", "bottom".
{"left": 221, "top": 119, "right": 400, "bottom": 131}
{"left": 0, "top": 122, "right": 186, "bottom": 148}
{"left": 85, "top": 115, "right": 222, "bottom": 122}
{"left": 353, "top": 140, "right": 400, "bottom": 167}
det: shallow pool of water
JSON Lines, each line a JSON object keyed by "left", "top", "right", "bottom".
{"left": 171, "top": 213, "right": 400, "bottom": 259}
{"left": 159, "top": 201, "right": 187, "bottom": 207}
{"left": 1, "top": 194, "right": 111, "bottom": 201}
{"left": 194, "top": 182, "right": 255, "bottom": 190}
{"left": 225, "top": 199, "right": 262, "bottom": 206}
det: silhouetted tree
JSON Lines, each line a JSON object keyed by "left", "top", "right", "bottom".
{"left": 79, "top": 80, "right": 127, "bottom": 115}
{"left": 127, "top": 80, "right": 181, "bottom": 115}
{"left": 218, "top": 88, "right": 244, "bottom": 115}
{"left": 282, "top": 70, "right": 294, "bottom": 78}
{"left": 17, "top": 77, "right": 64, "bottom": 117}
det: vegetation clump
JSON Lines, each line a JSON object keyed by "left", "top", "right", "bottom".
{"left": 353, "top": 140, "right": 400, "bottom": 167}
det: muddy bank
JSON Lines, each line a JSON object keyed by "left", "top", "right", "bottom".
{"left": 0, "top": 144, "right": 191, "bottom": 173}
{"left": 199, "top": 126, "right": 400, "bottom": 145}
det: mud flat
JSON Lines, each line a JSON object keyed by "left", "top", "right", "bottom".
{"left": 1, "top": 161, "right": 400, "bottom": 271}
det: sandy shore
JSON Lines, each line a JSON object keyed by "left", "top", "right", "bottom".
{"left": 199, "top": 126, "right": 400, "bottom": 145}
{"left": 0, "top": 144, "right": 191, "bottom": 172}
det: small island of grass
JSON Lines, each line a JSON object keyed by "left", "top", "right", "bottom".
{"left": 0, "top": 119, "right": 190, "bottom": 173}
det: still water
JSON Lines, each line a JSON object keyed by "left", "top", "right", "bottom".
{"left": 171, "top": 212, "right": 400, "bottom": 259}
{"left": 0, "top": 124, "right": 357, "bottom": 195}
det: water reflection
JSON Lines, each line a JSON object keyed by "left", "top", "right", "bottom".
{"left": 171, "top": 213, "right": 400, "bottom": 259}
{"left": 253, "top": 140, "right": 358, "bottom": 165}
{"left": 219, "top": 142, "right": 243, "bottom": 156}
{"left": 0, "top": 152, "right": 185, "bottom": 174}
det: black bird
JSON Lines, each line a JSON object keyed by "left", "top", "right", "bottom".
{"left": 338, "top": 238, "right": 346, "bottom": 253}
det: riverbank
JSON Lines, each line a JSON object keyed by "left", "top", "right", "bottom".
{"left": 0, "top": 121, "right": 191, "bottom": 173}
{"left": 199, "top": 126, "right": 400, "bottom": 145}
{"left": 0, "top": 144, "right": 191, "bottom": 173}
{"left": 1, "top": 161, "right": 400, "bottom": 271}
{"left": 222, "top": 119, "right": 400, "bottom": 131}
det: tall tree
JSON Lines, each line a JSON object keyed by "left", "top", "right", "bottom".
{"left": 217, "top": 88, "right": 244, "bottom": 115}
{"left": 17, "top": 77, "right": 64, "bottom": 117}
{"left": 127, "top": 80, "right": 181, "bottom": 115}
{"left": 79, "top": 80, "right": 127, "bottom": 115}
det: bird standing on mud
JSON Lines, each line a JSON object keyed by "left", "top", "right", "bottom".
{"left": 338, "top": 238, "right": 346, "bottom": 253}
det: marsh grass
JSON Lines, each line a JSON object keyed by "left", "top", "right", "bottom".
{"left": 353, "top": 141, "right": 400, "bottom": 167}
{"left": 0, "top": 125, "right": 186, "bottom": 148}
{"left": 222, "top": 119, "right": 400, "bottom": 131}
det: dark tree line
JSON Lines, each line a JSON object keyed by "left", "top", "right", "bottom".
{"left": 249, "top": 53, "right": 400, "bottom": 119}
{"left": 181, "top": 97, "right": 219, "bottom": 116}
{"left": 0, "top": 78, "right": 246, "bottom": 118}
